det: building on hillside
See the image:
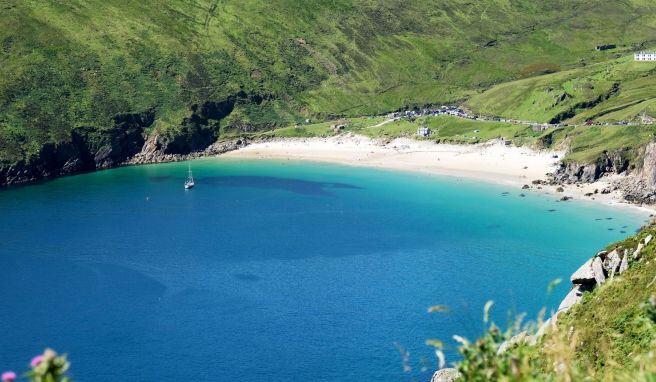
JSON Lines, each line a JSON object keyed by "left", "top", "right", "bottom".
{"left": 416, "top": 127, "right": 431, "bottom": 137}
{"left": 595, "top": 44, "right": 616, "bottom": 51}
{"left": 531, "top": 124, "right": 549, "bottom": 132}
{"left": 635, "top": 52, "right": 656, "bottom": 61}
{"left": 640, "top": 111, "right": 656, "bottom": 125}
{"left": 331, "top": 124, "right": 346, "bottom": 133}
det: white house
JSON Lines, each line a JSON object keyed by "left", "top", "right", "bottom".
{"left": 635, "top": 52, "right": 656, "bottom": 61}
{"left": 416, "top": 127, "right": 430, "bottom": 137}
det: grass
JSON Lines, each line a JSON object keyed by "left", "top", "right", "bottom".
{"left": 5, "top": 0, "right": 656, "bottom": 165}
{"left": 465, "top": 56, "right": 656, "bottom": 124}
{"left": 434, "top": 225, "right": 656, "bottom": 381}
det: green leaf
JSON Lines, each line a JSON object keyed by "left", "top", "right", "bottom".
{"left": 483, "top": 300, "right": 494, "bottom": 324}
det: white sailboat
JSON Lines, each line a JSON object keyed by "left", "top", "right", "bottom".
{"left": 184, "top": 164, "right": 195, "bottom": 189}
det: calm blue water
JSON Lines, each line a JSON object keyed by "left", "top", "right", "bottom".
{"left": 0, "top": 158, "right": 648, "bottom": 381}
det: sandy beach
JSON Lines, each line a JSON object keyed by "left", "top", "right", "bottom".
{"left": 223, "top": 133, "right": 653, "bottom": 213}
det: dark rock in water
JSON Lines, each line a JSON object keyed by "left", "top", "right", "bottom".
{"left": 522, "top": 184, "right": 530, "bottom": 189}
{"left": 556, "top": 186, "right": 565, "bottom": 192}
{"left": 608, "top": 228, "right": 614, "bottom": 231}
{"left": 560, "top": 196, "right": 572, "bottom": 201}
{"left": 519, "top": 193, "right": 526, "bottom": 197}
{"left": 548, "top": 209, "right": 557, "bottom": 212}
{"left": 501, "top": 191, "right": 510, "bottom": 196}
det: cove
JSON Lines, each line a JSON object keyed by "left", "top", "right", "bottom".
{"left": 0, "top": 158, "right": 648, "bottom": 381}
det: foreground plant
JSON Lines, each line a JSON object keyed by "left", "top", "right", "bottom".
{"left": 2, "top": 349, "right": 70, "bottom": 382}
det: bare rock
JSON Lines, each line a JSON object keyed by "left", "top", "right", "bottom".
{"left": 634, "top": 243, "right": 644, "bottom": 260}
{"left": 141, "top": 134, "right": 162, "bottom": 155}
{"left": 619, "top": 250, "right": 629, "bottom": 274}
{"left": 570, "top": 258, "right": 595, "bottom": 284}
{"left": 641, "top": 142, "right": 656, "bottom": 188}
{"left": 558, "top": 284, "right": 593, "bottom": 313}
{"left": 536, "top": 317, "right": 555, "bottom": 339}
{"left": 432, "top": 368, "right": 461, "bottom": 382}
{"left": 604, "top": 250, "right": 621, "bottom": 276}
{"left": 592, "top": 257, "right": 606, "bottom": 285}
{"left": 497, "top": 331, "right": 528, "bottom": 354}
{"left": 645, "top": 234, "right": 653, "bottom": 246}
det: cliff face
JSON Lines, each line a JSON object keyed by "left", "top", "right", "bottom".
{"left": 549, "top": 141, "right": 656, "bottom": 204}
{"left": 0, "top": 92, "right": 263, "bottom": 187}
{"left": 553, "top": 150, "right": 630, "bottom": 184}
{"left": 621, "top": 142, "right": 656, "bottom": 204}
{"left": 0, "top": 111, "right": 153, "bottom": 186}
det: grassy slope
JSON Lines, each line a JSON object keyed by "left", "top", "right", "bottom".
{"left": 536, "top": 226, "right": 656, "bottom": 380}
{"left": 446, "top": 225, "right": 656, "bottom": 381}
{"left": 4, "top": 0, "right": 656, "bottom": 164}
{"left": 465, "top": 57, "right": 656, "bottom": 124}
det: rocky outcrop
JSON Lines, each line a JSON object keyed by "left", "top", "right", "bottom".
{"left": 557, "top": 284, "right": 593, "bottom": 313}
{"left": 159, "top": 99, "right": 236, "bottom": 155}
{"left": 431, "top": 368, "right": 461, "bottom": 382}
{"left": 552, "top": 150, "right": 629, "bottom": 184}
{"left": 0, "top": 92, "right": 268, "bottom": 187}
{"left": 0, "top": 110, "right": 154, "bottom": 186}
{"left": 497, "top": 233, "right": 653, "bottom": 355}
{"left": 621, "top": 142, "right": 656, "bottom": 203}
{"left": 551, "top": 141, "right": 656, "bottom": 205}
{"left": 126, "top": 137, "right": 255, "bottom": 165}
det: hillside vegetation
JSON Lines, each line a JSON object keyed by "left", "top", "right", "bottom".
{"left": 4, "top": 0, "right": 656, "bottom": 168}
{"left": 438, "top": 224, "right": 656, "bottom": 381}
{"left": 465, "top": 57, "right": 656, "bottom": 124}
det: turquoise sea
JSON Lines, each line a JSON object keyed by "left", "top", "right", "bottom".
{"left": 0, "top": 158, "right": 648, "bottom": 381}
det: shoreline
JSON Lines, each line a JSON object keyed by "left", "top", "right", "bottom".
{"left": 222, "top": 134, "right": 655, "bottom": 215}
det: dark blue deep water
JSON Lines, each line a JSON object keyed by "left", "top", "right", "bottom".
{"left": 0, "top": 159, "right": 648, "bottom": 381}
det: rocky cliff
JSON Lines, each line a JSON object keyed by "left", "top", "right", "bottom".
{"left": 0, "top": 111, "right": 154, "bottom": 186}
{"left": 552, "top": 142, "right": 656, "bottom": 205}
{"left": 0, "top": 92, "right": 268, "bottom": 187}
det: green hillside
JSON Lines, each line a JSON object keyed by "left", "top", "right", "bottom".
{"left": 3, "top": 0, "right": 656, "bottom": 167}
{"left": 465, "top": 56, "right": 656, "bottom": 124}
{"left": 443, "top": 225, "right": 656, "bottom": 381}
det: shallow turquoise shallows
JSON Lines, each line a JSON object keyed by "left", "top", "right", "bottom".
{"left": 0, "top": 158, "right": 648, "bottom": 381}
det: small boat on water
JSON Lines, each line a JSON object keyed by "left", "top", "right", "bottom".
{"left": 184, "top": 164, "right": 195, "bottom": 189}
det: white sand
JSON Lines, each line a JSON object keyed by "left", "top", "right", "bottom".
{"left": 222, "top": 133, "right": 653, "bottom": 214}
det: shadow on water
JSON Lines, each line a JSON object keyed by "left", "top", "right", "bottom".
{"left": 200, "top": 176, "right": 362, "bottom": 196}
{"left": 149, "top": 175, "right": 173, "bottom": 183}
